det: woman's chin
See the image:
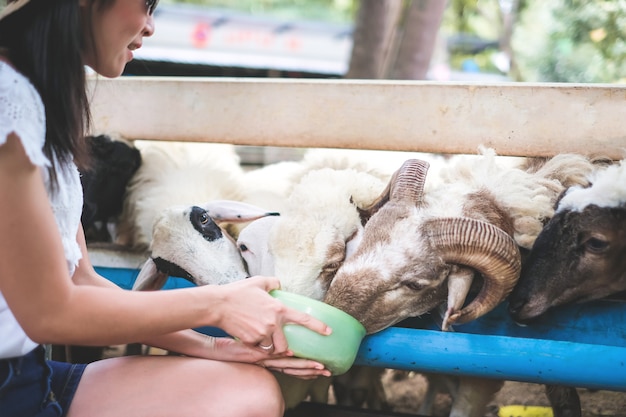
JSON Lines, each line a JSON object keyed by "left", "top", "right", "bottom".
{"left": 85, "top": 58, "right": 128, "bottom": 78}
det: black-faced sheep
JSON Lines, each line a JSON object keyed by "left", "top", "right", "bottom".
{"left": 505, "top": 159, "right": 625, "bottom": 417}
{"left": 132, "top": 200, "right": 278, "bottom": 291}
{"left": 80, "top": 134, "right": 141, "bottom": 243}
{"left": 509, "top": 159, "right": 626, "bottom": 321}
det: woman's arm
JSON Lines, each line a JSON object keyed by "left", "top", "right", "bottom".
{"left": 71, "top": 224, "right": 217, "bottom": 355}
{"left": 74, "top": 210, "right": 330, "bottom": 377}
{"left": 0, "top": 134, "right": 329, "bottom": 352}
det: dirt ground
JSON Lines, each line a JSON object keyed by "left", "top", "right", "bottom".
{"left": 377, "top": 369, "right": 626, "bottom": 417}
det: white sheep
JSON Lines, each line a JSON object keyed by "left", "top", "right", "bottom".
{"left": 229, "top": 148, "right": 404, "bottom": 240}
{"left": 116, "top": 141, "right": 246, "bottom": 250}
{"left": 238, "top": 147, "right": 449, "bottom": 215}
{"left": 236, "top": 166, "right": 389, "bottom": 409}
{"left": 268, "top": 167, "right": 387, "bottom": 299}
{"left": 238, "top": 156, "right": 405, "bottom": 299}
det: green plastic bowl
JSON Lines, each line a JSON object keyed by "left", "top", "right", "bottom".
{"left": 270, "top": 289, "right": 366, "bottom": 375}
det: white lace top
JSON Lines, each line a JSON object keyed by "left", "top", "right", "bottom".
{"left": 0, "top": 61, "right": 84, "bottom": 358}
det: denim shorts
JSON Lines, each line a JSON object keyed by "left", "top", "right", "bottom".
{"left": 0, "top": 346, "right": 87, "bottom": 417}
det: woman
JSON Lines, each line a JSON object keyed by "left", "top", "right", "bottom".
{"left": 0, "top": 1, "right": 332, "bottom": 416}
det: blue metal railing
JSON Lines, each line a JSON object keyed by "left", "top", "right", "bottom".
{"left": 95, "top": 266, "right": 626, "bottom": 392}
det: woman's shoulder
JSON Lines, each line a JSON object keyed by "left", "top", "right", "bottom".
{"left": 0, "top": 59, "right": 40, "bottom": 99}
{"left": 0, "top": 60, "right": 48, "bottom": 167}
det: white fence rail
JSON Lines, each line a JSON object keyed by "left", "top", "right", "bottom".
{"left": 89, "top": 77, "right": 626, "bottom": 159}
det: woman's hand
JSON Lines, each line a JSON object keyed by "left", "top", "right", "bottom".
{"left": 258, "top": 357, "right": 331, "bottom": 380}
{"left": 205, "top": 276, "right": 332, "bottom": 354}
{"left": 208, "top": 334, "right": 332, "bottom": 379}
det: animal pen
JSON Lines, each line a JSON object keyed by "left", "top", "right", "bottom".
{"left": 87, "top": 77, "right": 626, "bottom": 416}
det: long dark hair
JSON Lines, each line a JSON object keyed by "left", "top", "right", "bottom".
{"left": 0, "top": 0, "right": 93, "bottom": 186}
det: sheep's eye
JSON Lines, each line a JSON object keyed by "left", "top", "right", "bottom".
{"left": 200, "top": 212, "right": 210, "bottom": 225}
{"left": 239, "top": 244, "right": 249, "bottom": 252}
{"left": 323, "top": 262, "right": 342, "bottom": 273}
{"left": 584, "top": 237, "right": 609, "bottom": 254}
{"left": 404, "top": 281, "right": 425, "bottom": 292}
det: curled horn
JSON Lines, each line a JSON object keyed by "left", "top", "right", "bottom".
{"left": 358, "top": 159, "right": 430, "bottom": 224}
{"left": 426, "top": 217, "right": 522, "bottom": 325}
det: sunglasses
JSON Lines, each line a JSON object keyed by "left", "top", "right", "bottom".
{"left": 146, "top": 0, "right": 159, "bottom": 15}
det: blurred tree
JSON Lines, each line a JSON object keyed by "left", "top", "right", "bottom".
{"left": 346, "top": 0, "right": 446, "bottom": 80}
{"left": 387, "top": 0, "right": 447, "bottom": 79}
{"left": 345, "top": 0, "right": 404, "bottom": 78}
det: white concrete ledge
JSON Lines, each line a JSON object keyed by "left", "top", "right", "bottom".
{"left": 87, "top": 243, "right": 148, "bottom": 269}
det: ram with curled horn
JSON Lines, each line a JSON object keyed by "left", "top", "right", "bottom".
{"left": 324, "top": 157, "right": 522, "bottom": 334}
{"left": 324, "top": 150, "right": 599, "bottom": 417}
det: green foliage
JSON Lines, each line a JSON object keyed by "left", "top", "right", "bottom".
{"left": 436, "top": 0, "right": 624, "bottom": 83}
{"left": 444, "top": 0, "right": 502, "bottom": 39}
{"left": 441, "top": 0, "right": 506, "bottom": 75}
{"left": 513, "top": 0, "right": 625, "bottom": 83}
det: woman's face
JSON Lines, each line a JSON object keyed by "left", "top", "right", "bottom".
{"left": 81, "top": 0, "right": 156, "bottom": 78}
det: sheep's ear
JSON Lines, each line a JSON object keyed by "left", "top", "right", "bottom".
{"left": 357, "top": 191, "right": 389, "bottom": 226}
{"left": 201, "top": 200, "right": 280, "bottom": 224}
{"left": 132, "top": 258, "right": 169, "bottom": 291}
{"left": 345, "top": 225, "right": 363, "bottom": 260}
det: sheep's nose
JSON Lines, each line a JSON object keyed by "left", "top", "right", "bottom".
{"left": 507, "top": 299, "right": 521, "bottom": 316}
{"left": 507, "top": 298, "right": 536, "bottom": 326}
{"left": 508, "top": 289, "right": 530, "bottom": 310}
